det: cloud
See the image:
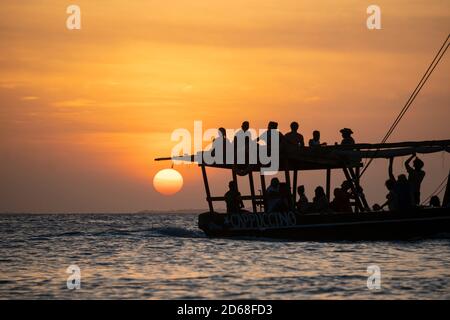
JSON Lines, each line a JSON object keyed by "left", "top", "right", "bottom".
{"left": 20, "top": 96, "right": 39, "bottom": 101}
{"left": 51, "top": 99, "right": 96, "bottom": 108}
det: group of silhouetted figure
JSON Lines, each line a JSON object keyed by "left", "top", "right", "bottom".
{"left": 223, "top": 147, "right": 447, "bottom": 214}
{"left": 214, "top": 121, "right": 355, "bottom": 151}
{"left": 378, "top": 154, "right": 426, "bottom": 210}
{"left": 225, "top": 176, "right": 361, "bottom": 214}
{"left": 263, "top": 178, "right": 356, "bottom": 214}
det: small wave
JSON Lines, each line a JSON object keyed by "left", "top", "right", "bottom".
{"left": 151, "top": 227, "right": 204, "bottom": 238}
{"left": 29, "top": 231, "right": 85, "bottom": 240}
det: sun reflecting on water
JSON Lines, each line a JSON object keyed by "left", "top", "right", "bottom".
{"left": 153, "top": 169, "right": 184, "bottom": 195}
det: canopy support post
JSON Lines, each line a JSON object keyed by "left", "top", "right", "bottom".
{"left": 260, "top": 173, "right": 267, "bottom": 212}
{"left": 232, "top": 167, "right": 239, "bottom": 191}
{"left": 342, "top": 167, "right": 364, "bottom": 212}
{"left": 201, "top": 164, "right": 214, "bottom": 213}
{"left": 248, "top": 171, "right": 257, "bottom": 213}
{"left": 285, "top": 169, "right": 292, "bottom": 208}
{"left": 348, "top": 167, "right": 370, "bottom": 211}
{"left": 293, "top": 170, "right": 298, "bottom": 204}
{"left": 326, "top": 169, "right": 331, "bottom": 201}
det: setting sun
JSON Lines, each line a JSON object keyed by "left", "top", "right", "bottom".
{"left": 153, "top": 169, "right": 184, "bottom": 196}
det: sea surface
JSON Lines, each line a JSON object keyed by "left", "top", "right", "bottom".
{"left": 0, "top": 213, "right": 449, "bottom": 299}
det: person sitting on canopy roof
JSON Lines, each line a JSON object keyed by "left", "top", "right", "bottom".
{"left": 224, "top": 181, "right": 244, "bottom": 213}
{"left": 340, "top": 128, "right": 355, "bottom": 145}
{"left": 405, "top": 153, "right": 426, "bottom": 205}
{"left": 284, "top": 121, "right": 305, "bottom": 147}
{"left": 211, "top": 127, "right": 231, "bottom": 164}
{"left": 308, "top": 130, "right": 327, "bottom": 147}
{"left": 234, "top": 121, "right": 252, "bottom": 165}
{"left": 259, "top": 121, "right": 283, "bottom": 157}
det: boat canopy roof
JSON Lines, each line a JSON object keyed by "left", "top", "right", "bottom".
{"left": 155, "top": 139, "right": 450, "bottom": 171}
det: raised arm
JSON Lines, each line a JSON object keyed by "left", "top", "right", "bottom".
{"left": 405, "top": 153, "right": 415, "bottom": 172}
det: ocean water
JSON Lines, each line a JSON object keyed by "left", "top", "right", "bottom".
{"left": 0, "top": 213, "right": 449, "bottom": 300}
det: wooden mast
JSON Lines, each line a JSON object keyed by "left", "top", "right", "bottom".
{"left": 292, "top": 170, "right": 298, "bottom": 204}
{"left": 248, "top": 171, "right": 257, "bottom": 213}
{"left": 260, "top": 173, "right": 267, "bottom": 211}
{"left": 325, "top": 169, "right": 331, "bottom": 201}
{"left": 201, "top": 164, "right": 214, "bottom": 213}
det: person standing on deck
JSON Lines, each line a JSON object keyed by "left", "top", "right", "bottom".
{"left": 404, "top": 154, "right": 425, "bottom": 205}
{"left": 285, "top": 121, "right": 305, "bottom": 147}
{"left": 340, "top": 128, "right": 355, "bottom": 145}
{"left": 224, "top": 181, "right": 244, "bottom": 213}
{"left": 388, "top": 157, "right": 413, "bottom": 210}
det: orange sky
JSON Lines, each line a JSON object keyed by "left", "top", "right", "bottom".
{"left": 0, "top": 0, "right": 449, "bottom": 212}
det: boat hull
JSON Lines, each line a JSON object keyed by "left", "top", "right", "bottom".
{"left": 198, "top": 207, "right": 450, "bottom": 241}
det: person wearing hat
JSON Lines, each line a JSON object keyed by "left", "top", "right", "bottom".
{"left": 405, "top": 153, "right": 426, "bottom": 205}
{"left": 340, "top": 128, "right": 355, "bottom": 145}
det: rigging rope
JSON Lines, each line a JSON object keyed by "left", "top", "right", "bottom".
{"left": 421, "top": 173, "right": 449, "bottom": 205}
{"left": 359, "top": 34, "right": 450, "bottom": 178}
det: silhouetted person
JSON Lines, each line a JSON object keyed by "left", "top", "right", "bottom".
{"left": 224, "top": 181, "right": 244, "bottom": 213}
{"left": 372, "top": 204, "right": 382, "bottom": 211}
{"left": 330, "top": 187, "right": 352, "bottom": 213}
{"left": 212, "top": 127, "right": 230, "bottom": 164}
{"left": 240, "top": 121, "right": 249, "bottom": 132}
{"left": 405, "top": 154, "right": 425, "bottom": 205}
{"left": 296, "top": 185, "right": 309, "bottom": 213}
{"left": 266, "top": 177, "right": 281, "bottom": 213}
{"left": 340, "top": 128, "right": 355, "bottom": 145}
{"left": 309, "top": 130, "right": 326, "bottom": 146}
{"left": 430, "top": 195, "right": 441, "bottom": 208}
{"left": 234, "top": 121, "right": 251, "bottom": 165}
{"left": 381, "top": 179, "right": 399, "bottom": 211}
{"left": 389, "top": 157, "right": 413, "bottom": 210}
{"left": 259, "top": 121, "right": 283, "bottom": 157}
{"left": 285, "top": 121, "right": 305, "bottom": 147}
{"left": 278, "top": 182, "right": 293, "bottom": 212}
{"left": 312, "top": 186, "right": 330, "bottom": 213}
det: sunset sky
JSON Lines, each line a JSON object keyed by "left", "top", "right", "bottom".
{"left": 0, "top": 0, "right": 449, "bottom": 213}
